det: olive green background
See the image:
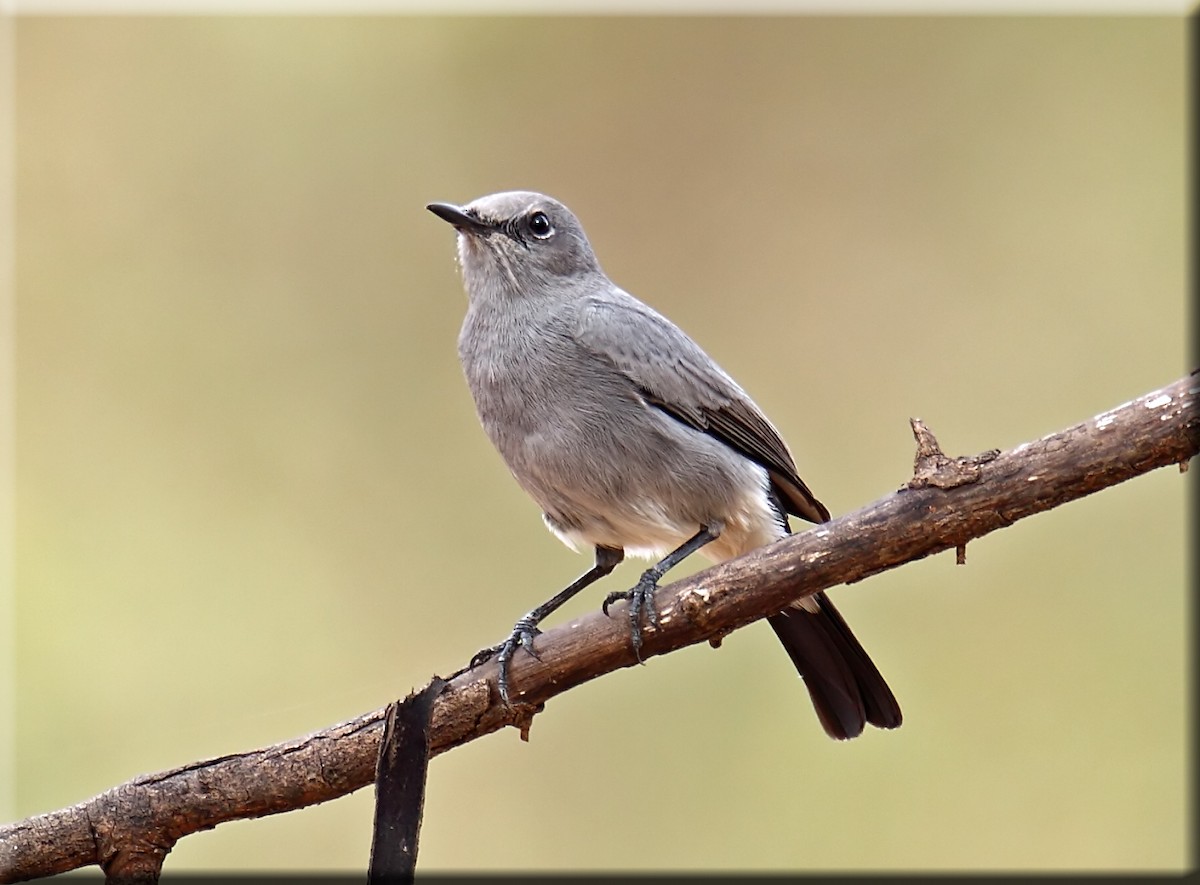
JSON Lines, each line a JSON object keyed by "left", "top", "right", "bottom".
{"left": 12, "top": 16, "right": 1189, "bottom": 873}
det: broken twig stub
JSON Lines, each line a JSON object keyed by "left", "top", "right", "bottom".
{"left": 907, "top": 418, "right": 1000, "bottom": 491}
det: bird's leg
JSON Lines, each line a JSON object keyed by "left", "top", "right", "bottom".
{"left": 471, "top": 545, "right": 624, "bottom": 705}
{"left": 602, "top": 522, "right": 722, "bottom": 663}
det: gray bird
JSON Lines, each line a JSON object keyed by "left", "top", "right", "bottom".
{"left": 428, "top": 191, "right": 901, "bottom": 739}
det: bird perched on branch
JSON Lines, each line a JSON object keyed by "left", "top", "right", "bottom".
{"left": 429, "top": 190, "right": 901, "bottom": 739}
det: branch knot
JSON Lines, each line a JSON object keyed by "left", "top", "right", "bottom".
{"left": 906, "top": 418, "right": 1000, "bottom": 490}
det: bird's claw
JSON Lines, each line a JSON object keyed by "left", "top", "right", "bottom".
{"left": 602, "top": 572, "right": 661, "bottom": 663}
{"left": 476, "top": 618, "right": 540, "bottom": 706}
{"left": 468, "top": 643, "right": 501, "bottom": 670}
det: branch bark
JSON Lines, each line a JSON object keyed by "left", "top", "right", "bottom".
{"left": 3, "top": 372, "right": 1196, "bottom": 883}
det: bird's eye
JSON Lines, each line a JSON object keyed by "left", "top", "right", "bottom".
{"left": 528, "top": 211, "right": 554, "bottom": 239}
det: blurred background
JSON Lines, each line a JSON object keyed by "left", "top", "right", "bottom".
{"left": 12, "top": 15, "right": 1188, "bottom": 873}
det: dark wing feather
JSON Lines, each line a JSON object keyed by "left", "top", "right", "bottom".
{"left": 576, "top": 294, "right": 829, "bottom": 524}
{"left": 646, "top": 392, "right": 829, "bottom": 524}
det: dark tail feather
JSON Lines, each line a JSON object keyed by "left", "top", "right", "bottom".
{"left": 768, "top": 592, "right": 902, "bottom": 740}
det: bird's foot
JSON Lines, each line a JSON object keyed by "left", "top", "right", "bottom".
{"left": 602, "top": 569, "right": 662, "bottom": 663}
{"left": 470, "top": 617, "right": 542, "bottom": 705}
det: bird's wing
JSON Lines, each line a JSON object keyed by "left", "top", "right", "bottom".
{"left": 576, "top": 293, "right": 830, "bottom": 524}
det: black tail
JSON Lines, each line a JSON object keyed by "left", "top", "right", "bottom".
{"left": 768, "top": 593, "right": 902, "bottom": 740}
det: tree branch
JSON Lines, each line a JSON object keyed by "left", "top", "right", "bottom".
{"left": 3, "top": 372, "right": 1196, "bottom": 883}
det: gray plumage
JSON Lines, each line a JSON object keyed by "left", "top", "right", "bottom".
{"left": 429, "top": 191, "right": 901, "bottom": 739}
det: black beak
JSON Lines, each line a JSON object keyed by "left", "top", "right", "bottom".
{"left": 427, "top": 202, "right": 492, "bottom": 233}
